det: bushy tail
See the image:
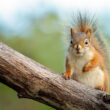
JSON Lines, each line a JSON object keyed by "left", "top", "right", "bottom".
{"left": 71, "top": 12, "right": 97, "bottom": 33}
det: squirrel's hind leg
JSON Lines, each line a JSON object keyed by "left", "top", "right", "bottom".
{"left": 95, "top": 85, "right": 104, "bottom": 91}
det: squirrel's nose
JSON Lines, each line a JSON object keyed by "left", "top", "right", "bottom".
{"left": 74, "top": 44, "right": 81, "bottom": 51}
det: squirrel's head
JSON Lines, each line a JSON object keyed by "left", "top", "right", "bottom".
{"left": 70, "top": 28, "right": 92, "bottom": 56}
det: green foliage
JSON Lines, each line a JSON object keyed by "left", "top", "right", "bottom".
{"left": 0, "top": 13, "right": 66, "bottom": 110}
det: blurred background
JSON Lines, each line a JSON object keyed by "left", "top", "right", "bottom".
{"left": 0, "top": 0, "right": 110, "bottom": 110}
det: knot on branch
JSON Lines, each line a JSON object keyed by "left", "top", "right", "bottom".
{"left": 103, "top": 94, "right": 110, "bottom": 104}
{"left": 18, "top": 90, "right": 27, "bottom": 98}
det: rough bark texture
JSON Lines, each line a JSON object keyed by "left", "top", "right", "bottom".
{"left": 0, "top": 42, "right": 110, "bottom": 110}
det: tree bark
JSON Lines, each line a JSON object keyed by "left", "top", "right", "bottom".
{"left": 0, "top": 42, "right": 110, "bottom": 110}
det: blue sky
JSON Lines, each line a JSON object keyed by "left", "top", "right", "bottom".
{"left": 0, "top": 0, "right": 110, "bottom": 36}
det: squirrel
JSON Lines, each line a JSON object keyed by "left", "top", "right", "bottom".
{"left": 63, "top": 12, "right": 109, "bottom": 92}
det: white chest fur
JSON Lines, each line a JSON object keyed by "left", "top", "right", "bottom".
{"left": 67, "top": 49, "right": 104, "bottom": 88}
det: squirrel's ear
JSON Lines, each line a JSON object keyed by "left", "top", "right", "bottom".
{"left": 70, "top": 28, "right": 75, "bottom": 37}
{"left": 86, "top": 28, "right": 92, "bottom": 38}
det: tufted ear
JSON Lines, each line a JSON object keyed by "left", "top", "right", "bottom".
{"left": 70, "top": 28, "right": 75, "bottom": 37}
{"left": 86, "top": 28, "right": 92, "bottom": 39}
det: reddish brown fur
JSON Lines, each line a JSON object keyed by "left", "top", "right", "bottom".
{"left": 83, "top": 47, "right": 109, "bottom": 91}
{"left": 64, "top": 46, "right": 109, "bottom": 91}
{"left": 63, "top": 58, "right": 72, "bottom": 79}
{"left": 63, "top": 13, "right": 109, "bottom": 91}
{"left": 83, "top": 47, "right": 101, "bottom": 72}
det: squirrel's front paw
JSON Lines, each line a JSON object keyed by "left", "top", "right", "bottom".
{"left": 83, "top": 64, "right": 91, "bottom": 72}
{"left": 63, "top": 72, "right": 71, "bottom": 80}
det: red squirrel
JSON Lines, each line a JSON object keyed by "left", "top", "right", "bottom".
{"left": 63, "top": 13, "right": 109, "bottom": 91}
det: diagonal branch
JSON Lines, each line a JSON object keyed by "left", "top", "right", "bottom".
{"left": 0, "top": 42, "right": 110, "bottom": 110}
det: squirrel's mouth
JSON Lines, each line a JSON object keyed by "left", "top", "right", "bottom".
{"left": 76, "top": 50, "right": 80, "bottom": 54}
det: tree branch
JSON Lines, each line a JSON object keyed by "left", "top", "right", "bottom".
{"left": 0, "top": 42, "right": 110, "bottom": 110}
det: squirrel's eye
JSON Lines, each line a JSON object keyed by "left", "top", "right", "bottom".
{"left": 70, "top": 40, "right": 72, "bottom": 44}
{"left": 84, "top": 39, "right": 89, "bottom": 45}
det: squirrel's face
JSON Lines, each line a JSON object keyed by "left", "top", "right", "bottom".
{"left": 70, "top": 28, "right": 92, "bottom": 56}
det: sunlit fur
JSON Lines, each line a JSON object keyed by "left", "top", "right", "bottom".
{"left": 67, "top": 45, "right": 104, "bottom": 89}
{"left": 64, "top": 12, "right": 109, "bottom": 91}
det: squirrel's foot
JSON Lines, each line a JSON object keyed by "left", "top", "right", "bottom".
{"left": 95, "top": 86, "right": 104, "bottom": 91}
{"left": 63, "top": 72, "right": 71, "bottom": 80}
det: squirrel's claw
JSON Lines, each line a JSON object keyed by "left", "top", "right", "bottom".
{"left": 63, "top": 72, "right": 71, "bottom": 80}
